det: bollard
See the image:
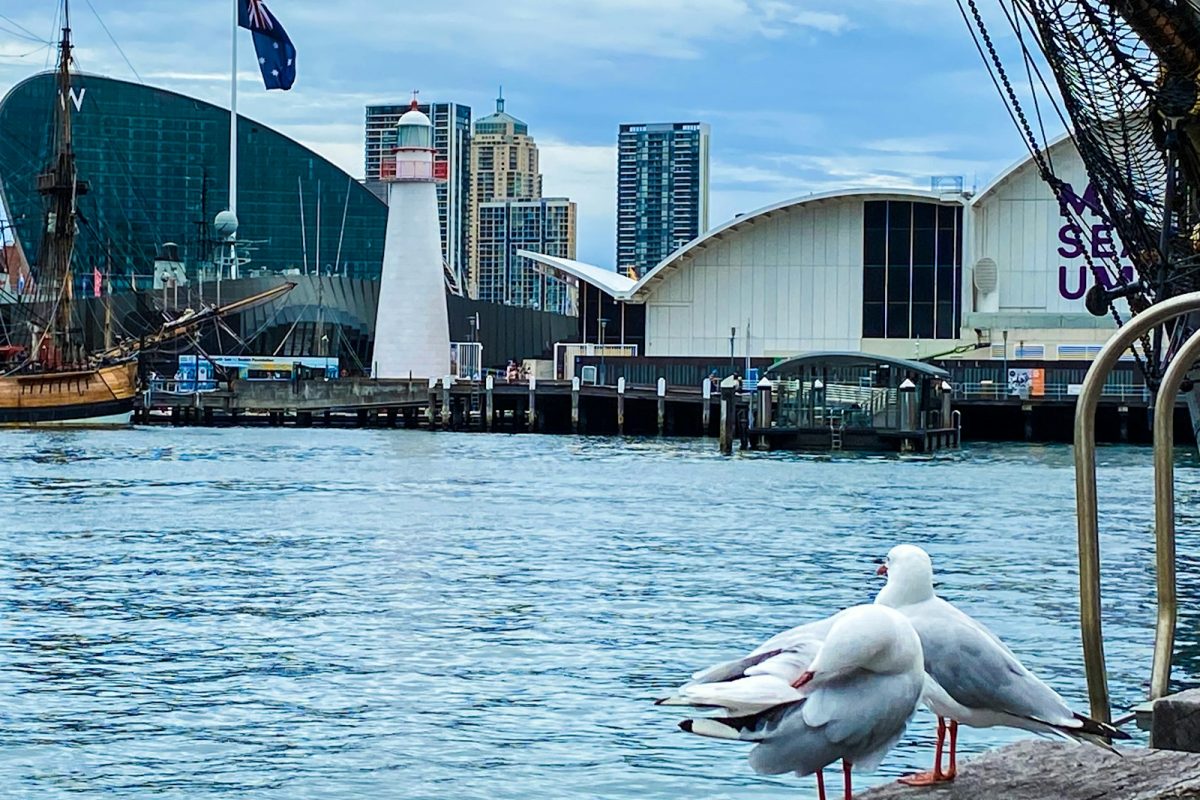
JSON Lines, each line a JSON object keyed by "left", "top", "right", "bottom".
{"left": 719, "top": 375, "right": 737, "bottom": 455}
{"left": 571, "top": 376, "right": 581, "bottom": 434}
{"left": 756, "top": 376, "right": 773, "bottom": 449}
{"left": 617, "top": 377, "right": 626, "bottom": 435}
{"left": 702, "top": 379, "right": 712, "bottom": 434}
{"left": 657, "top": 377, "right": 667, "bottom": 436}
{"left": 427, "top": 377, "right": 438, "bottom": 428}
{"left": 527, "top": 374, "right": 537, "bottom": 432}
{"left": 485, "top": 374, "right": 495, "bottom": 432}
{"left": 441, "top": 375, "right": 453, "bottom": 429}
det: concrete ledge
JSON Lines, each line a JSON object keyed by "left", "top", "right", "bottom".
{"left": 858, "top": 741, "right": 1200, "bottom": 800}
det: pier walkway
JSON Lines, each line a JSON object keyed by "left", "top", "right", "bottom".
{"left": 137, "top": 376, "right": 732, "bottom": 436}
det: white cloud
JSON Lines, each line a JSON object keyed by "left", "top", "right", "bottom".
{"left": 539, "top": 139, "right": 617, "bottom": 266}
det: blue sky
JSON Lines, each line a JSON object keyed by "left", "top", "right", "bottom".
{"left": 0, "top": 0, "right": 1058, "bottom": 265}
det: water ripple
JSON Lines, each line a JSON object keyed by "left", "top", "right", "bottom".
{"left": 0, "top": 429, "right": 1193, "bottom": 799}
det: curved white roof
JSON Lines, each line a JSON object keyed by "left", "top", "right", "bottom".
{"left": 522, "top": 187, "right": 964, "bottom": 304}
{"left": 969, "top": 130, "right": 1075, "bottom": 206}
{"left": 516, "top": 251, "right": 637, "bottom": 297}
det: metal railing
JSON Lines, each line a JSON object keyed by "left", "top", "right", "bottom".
{"left": 958, "top": 381, "right": 1151, "bottom": 402}
{"left": 1075, "top": 290, "right": 1200, "bottom": 723}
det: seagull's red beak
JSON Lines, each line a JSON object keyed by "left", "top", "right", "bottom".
{"left": 876, "top": 564, "right": 888, "bottom": 576}
{"left": 792, "top": 670, "right": 815, "bottom": 689}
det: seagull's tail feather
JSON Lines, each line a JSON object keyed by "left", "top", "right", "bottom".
{"left": 1069, "top": 712, "right": 1131, "bottom": 742}
{"left": 678, "top": 718, "right": 745, "bottom": 740}
{"left": 678, "top": 702, "right": 803, "bottom": 743}
{"left": 1040, "top": 712, "right": 1130, "bottom": 751}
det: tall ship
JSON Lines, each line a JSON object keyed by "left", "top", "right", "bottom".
{"left": 962, "top": 1, "right": 1200, "bottom": 437}
{"left": 0, "top": 3, "right": 291, "bottom": 426}
{"left": 0, "top": 5, "right": 138, "bottom": 426}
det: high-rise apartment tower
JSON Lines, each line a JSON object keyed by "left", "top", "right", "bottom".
{"left": 616, "top": 121, "right": 710, "bottom": 277}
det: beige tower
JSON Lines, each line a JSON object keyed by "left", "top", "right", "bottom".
{"left": 468, "top": 90, "right": 543, "bottom": 297}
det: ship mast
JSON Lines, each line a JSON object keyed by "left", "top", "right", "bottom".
{"left": 36, "top": 0, "right": 88, "bottom": 367}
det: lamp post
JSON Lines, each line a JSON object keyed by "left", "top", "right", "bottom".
{"left": 729, "top": 326, "right": 736, "bottom": 372}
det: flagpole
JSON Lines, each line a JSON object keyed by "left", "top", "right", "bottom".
{"left": 228, "top": 0, "right": 239, "bottom": 285}
{"left": 229, "top": 0, "right": 238, "bottom": 221}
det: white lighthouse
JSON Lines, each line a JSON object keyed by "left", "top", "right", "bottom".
{"left": 372, "top": 98, "right": 451, "bottom": 379}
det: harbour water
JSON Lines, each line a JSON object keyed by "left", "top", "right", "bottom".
{"left": 2, "top": 430, "right": 1198, "bottom": 799}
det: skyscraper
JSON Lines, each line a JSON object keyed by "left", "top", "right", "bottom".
{"left": 475, "top": 197, "right": 577, "bottom": 314}
{"left": 469, "top": 91, "right": 576, "bottom": 312}
{"left": 365, "top": 102, "right": 471, "bottom": 292}
{"left": 616, "top": 121, "right": 710, "bottom": 277}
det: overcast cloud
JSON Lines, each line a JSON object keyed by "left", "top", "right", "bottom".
{"left": 0, "top": 0, "right": 1052, "bottom": 264}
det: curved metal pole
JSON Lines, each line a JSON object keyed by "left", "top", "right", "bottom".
{"left": 1075, "top": 290, "right": 1200, "bottom": 723}
{"left": 1149, "top": 329, "right": 1200, "bottom": 698}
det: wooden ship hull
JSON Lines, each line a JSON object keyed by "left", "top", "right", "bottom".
{"left": 0, "top": 361, "right": 137, "bottom": 427}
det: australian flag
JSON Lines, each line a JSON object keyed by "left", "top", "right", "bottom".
{"left": 238, "top": 0, "right": 296, "bottom": 91}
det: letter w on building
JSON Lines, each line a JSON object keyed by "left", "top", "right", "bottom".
{"left": 237, "top": 0, "right": 297, "bottom": 90}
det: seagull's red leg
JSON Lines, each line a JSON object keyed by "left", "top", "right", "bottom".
{"left": 842, "top": 759, "right": 853, "bottom": 800}
{"left": 815, "top": 768, "right": 827, "bottom": 800}
{"left": 946, "top": 720, "right": 959, "bottom": 780}
{"left": 899, "top": 716, "right": 951, "bottom": 785}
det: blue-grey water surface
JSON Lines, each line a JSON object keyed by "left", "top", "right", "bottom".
{"left": 3, "top": 430, "right": 1199, "bottom": 799}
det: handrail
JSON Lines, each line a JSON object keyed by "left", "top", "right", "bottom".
{"left": 1075, "top": 290, "right": 1200, "bottom": 723}
{"left": 1149, "top": 329, "right": 1200, "bottom": 698}
{"left": 956, "top": 381, "right": 1152, "bottom": 402}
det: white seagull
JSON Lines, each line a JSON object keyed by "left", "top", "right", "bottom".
{"left": 658, "top": 604, "right": 925, "bottom": 800}
{"left": 874, "top": 544, "right": 1129, "bottom": 785}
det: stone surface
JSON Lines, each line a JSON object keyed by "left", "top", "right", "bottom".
{"left": 857, "top": 741, "right": 1200, "bottom": 800}
{"left": 1154, "top": 689, "right": 1200, "bottom": 753}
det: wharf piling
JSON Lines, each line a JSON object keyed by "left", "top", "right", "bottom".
{"left": 656, "top": 378, "right": 666, "bottom": 436}
{"left": 527, "top": 375, "right": 537, "bottom": 432}
{"left": 571, "top": 377, "right": 581, "bottom": 434}
{"left": 485, "top": 374, "right": 495, "bottom": 432}
{"left": 617, "top": 377, "right": 626, "bottom": 435}
{"left": 719, "top": 376, "right": 736, "bottom": 455}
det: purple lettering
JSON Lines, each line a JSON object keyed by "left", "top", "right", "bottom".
{"left": 1092, "top": 224, "right": 1116, "bottom": 258}
{"left": 1092, "top": 265, "right": 1136, "bottom": 290}
{"left": 1059, "top": 266, "right": 1087, "bottom": 299}
{"left": 1058, "top": 224, "right": 1084, "bottom": 259}
{"left": 1057, "top": 182, "right": 1105, "bottom": 218}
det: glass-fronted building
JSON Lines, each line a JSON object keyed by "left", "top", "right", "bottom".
{"left": 364, "top": 102, "right": 471, "bottom": 291}
{"left": 0, "top": 72, "right": 388, "bottom": 293}
{"left": 476, "top": 197, "right": 576, "bottom": 313}
{"left": 616, "top": 121, "right": 710, "bottom": 278}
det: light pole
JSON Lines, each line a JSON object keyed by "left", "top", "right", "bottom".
{"left": 729, "top": 326, "right": 737, "bottom": 373}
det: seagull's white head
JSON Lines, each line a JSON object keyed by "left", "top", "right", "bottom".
{"left": 873, "top": 544, "right": 936, "bottom": 608}
{"left": 793, "top": 604, "right": 923, "bottom": 688}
